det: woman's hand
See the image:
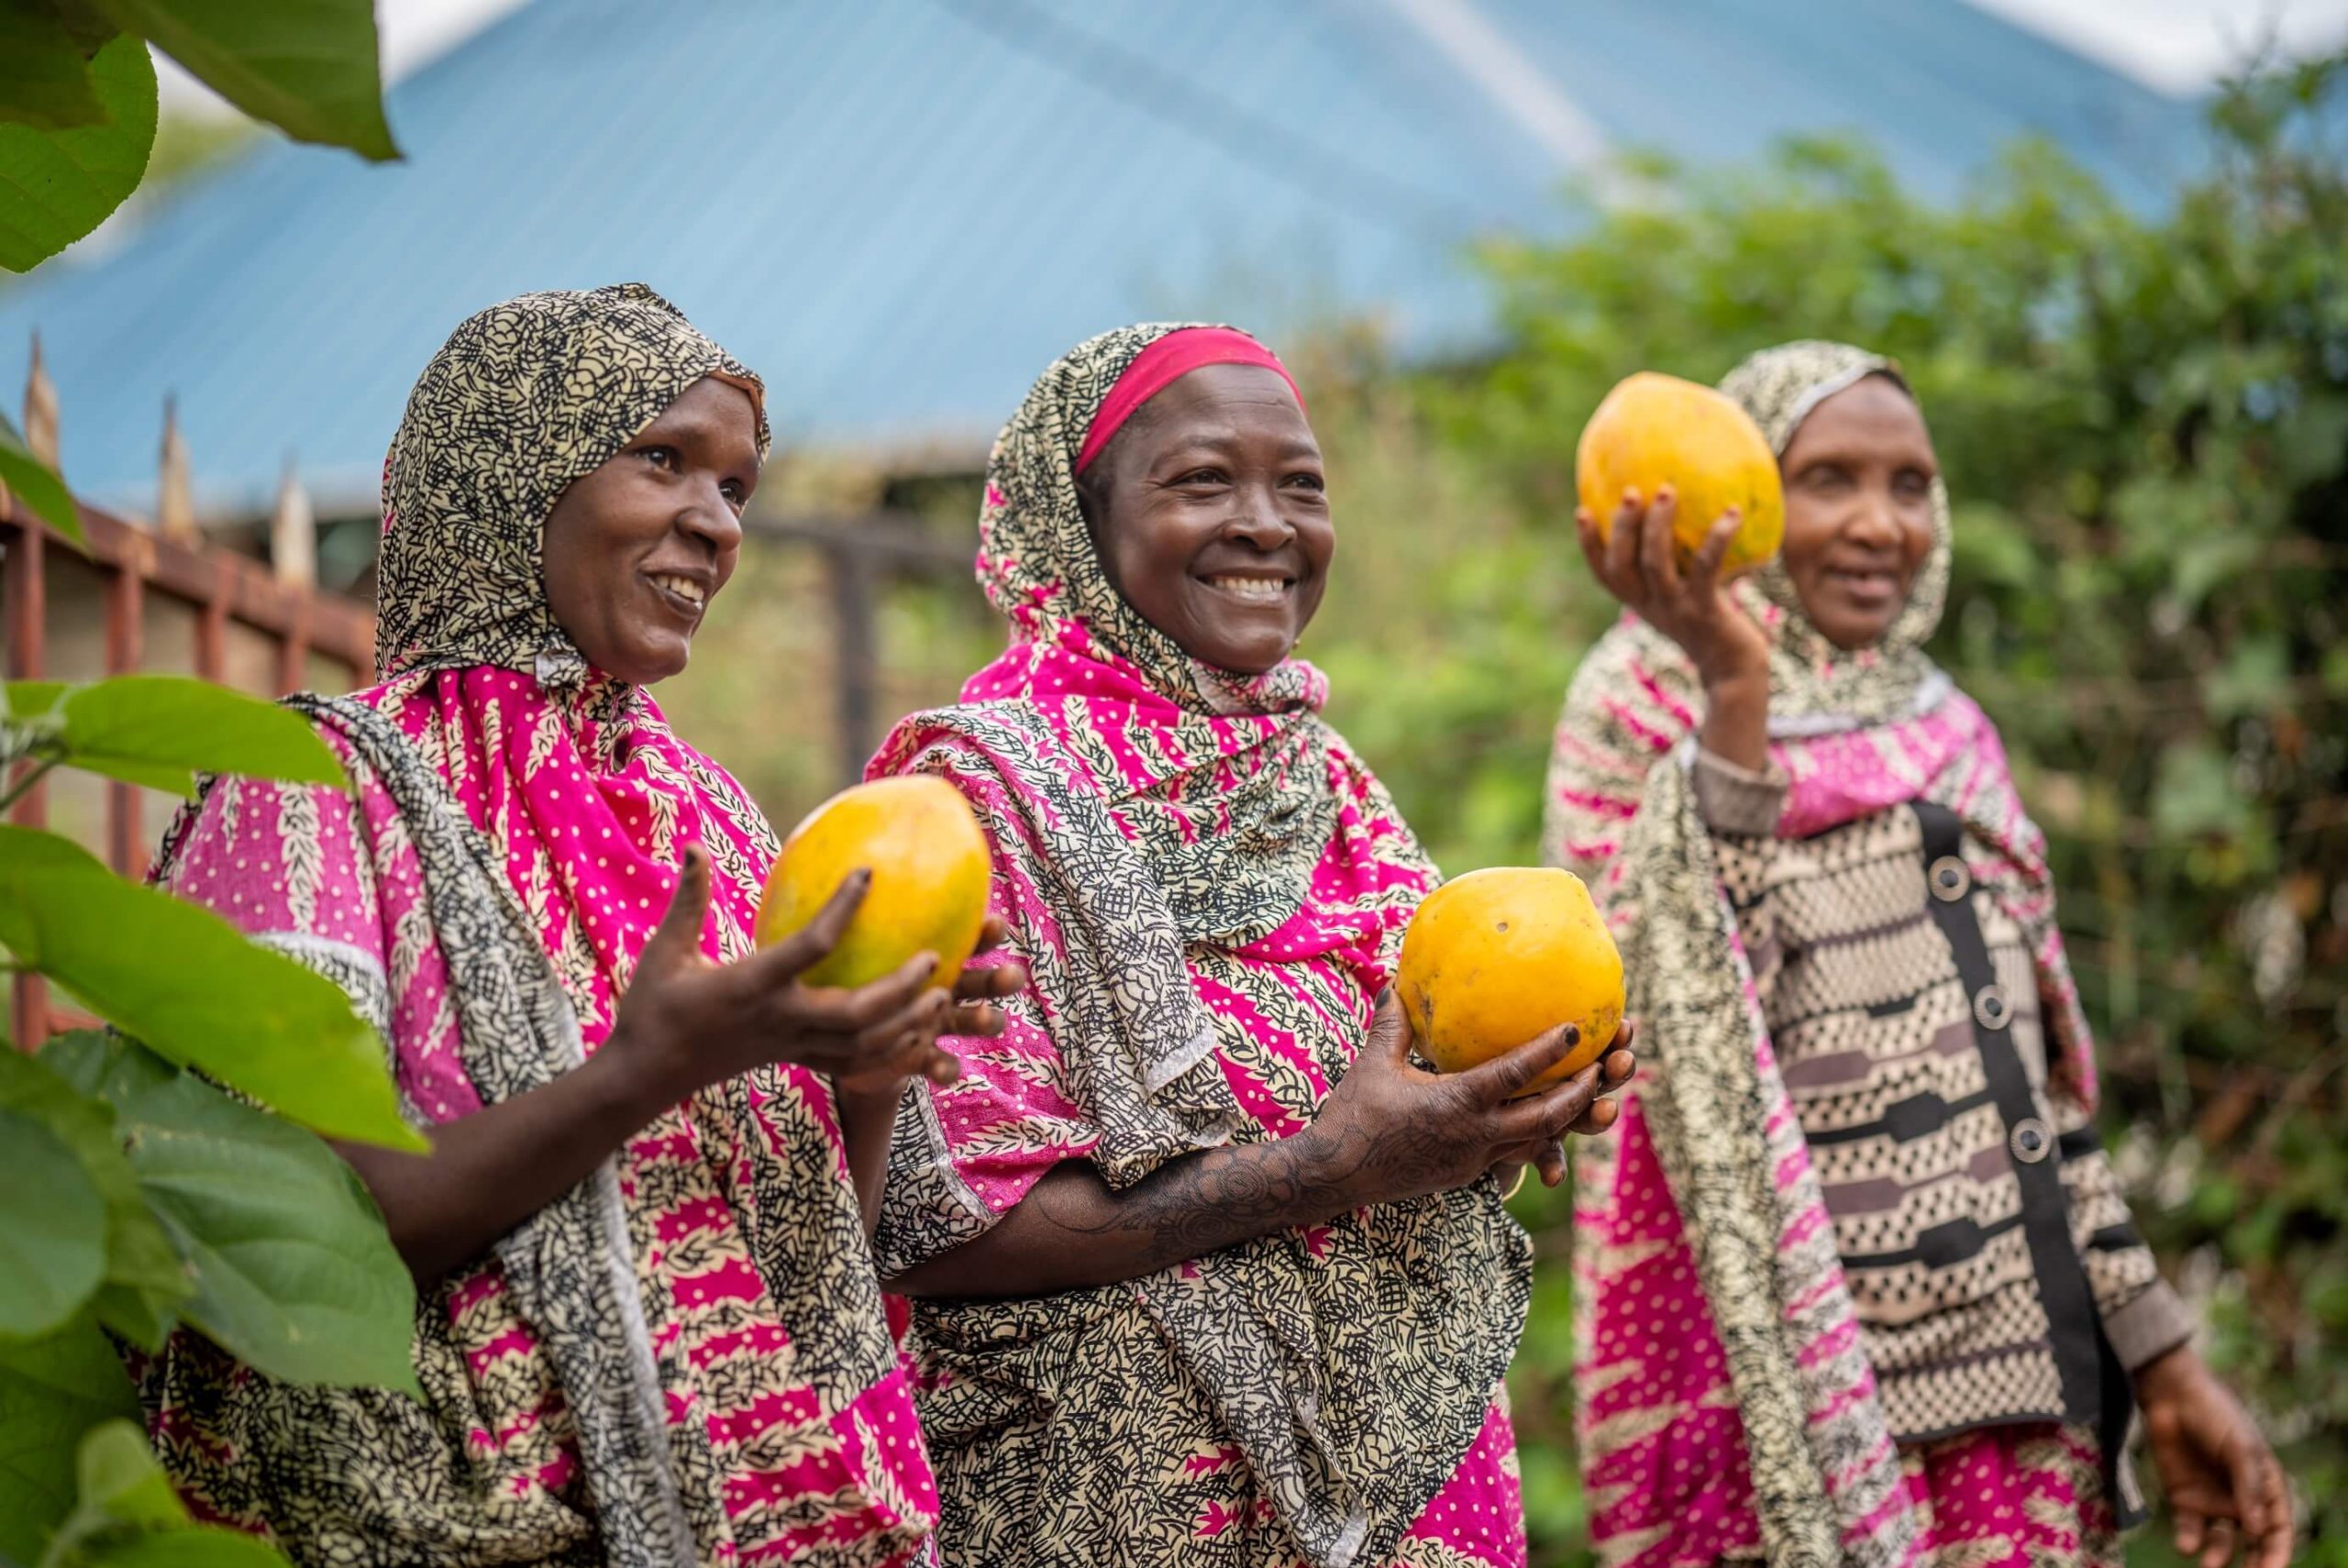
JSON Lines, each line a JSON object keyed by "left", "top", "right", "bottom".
{"left": 1578, "top": 487, "right": 1770, "bottom": 688}
{"left": 2138, "top": 1345, "right": 2294, "bottom": 1568}
{"left": 607, "top": 847, "right": 978, "bottom": 1107}
{"left": 836, "top": 915, "right": 1028, "bottom": 1099}
{"left": 1579, "top": 487, "right": 1773, "bottom": 772}
{"left": 1304, "top": 990, "right": 1637, "bottom": 1211}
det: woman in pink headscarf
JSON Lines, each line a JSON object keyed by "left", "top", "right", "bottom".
{"left": 869, "top": 323, "right": 1640, "bottom": 1568}
{"left": 141, "top": 284, "right": 1022, "bottom": 1568}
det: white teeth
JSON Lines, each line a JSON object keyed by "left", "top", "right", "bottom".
{"left": 652, "top": 574, "right": 705, "bottom": 607}
{"left": 1204, "top": 575, "right": 1291, "bottom": 604}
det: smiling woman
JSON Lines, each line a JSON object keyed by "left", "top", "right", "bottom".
{"left": 867, "top": 324, "right": 1636, "bottom": 1568}
{"left": 1546, "top": 341, "right": 2289, "bottom": 1568}
{"left": 134, "top": 284, "right": 1023, "bottom": 1568}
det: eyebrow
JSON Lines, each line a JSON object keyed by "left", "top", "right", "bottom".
{"left": 1148, "top": 430, "right": 1322, "bottom": 463}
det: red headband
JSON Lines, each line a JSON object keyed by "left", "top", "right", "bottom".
{"left": 1075, "top": 327, "right": 1306, "bottom": 474}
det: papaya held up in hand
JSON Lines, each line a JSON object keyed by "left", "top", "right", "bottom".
{"left": 1397, "top": 867, "right": 1624, "bottom": 1098}
{"left": 756, "top": 776, "right": 992, "bottom": 990}
{"left": 1577, "top": 371, "right": 1784, "bottom": 576}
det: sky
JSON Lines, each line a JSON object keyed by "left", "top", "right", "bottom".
{"left": 153, "top": 0, "right": 2348, "bottom": 115}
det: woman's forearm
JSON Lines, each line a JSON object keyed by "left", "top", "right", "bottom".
{"left": 888, "top": 1124, "right": 1382, "bottom": 1298}
{"left": 1700, "top": 668, "right": 1771, "bottom": 772}
{"left": 332, "top": 1045, "right": 671, "bottom": 1287}
{"left": 836, "top": 1083, "right": 903, "bottom": 1238}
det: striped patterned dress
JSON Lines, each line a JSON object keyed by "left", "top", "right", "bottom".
{"left": 1691, "top": 746, "right": 2190, "bottom": 1451}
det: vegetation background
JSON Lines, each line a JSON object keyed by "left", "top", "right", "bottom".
{"left": 665, "top": 52, "right": 2348, "bottom": 1565}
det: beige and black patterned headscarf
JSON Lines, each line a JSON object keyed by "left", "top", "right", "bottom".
{"left": 374, "top": 282, "right": 769, "bottom": 682}
{"left": 1718, "top": 338, "right": 1954, "bottom": 728}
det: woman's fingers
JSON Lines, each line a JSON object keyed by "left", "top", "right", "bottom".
{"left": 952, "top": 955, "right": 1027, "bottom": 1004}
{"left": 1605, "top": 489, "right": 1645, "bottom": 588}
{"left": 1689, "top": 507, "right": 1741, "bottom": 594}
{"left": 1569, "top": 1097, "right": 1621, "bottom": 1136}
{"left": 1456, "top": 1021, "right": 1581, "bottom": 1101}
{"left": 2176, "top": 1505, "right": 2208, "bottom": 1561}
{"left": 2201, "top": 1517, "right": 2236, "bottom": 1568}
{"left": 1637, "top": 486, "right": 1684, "bottom": 600}
{"left": 2253, "top": 1452, "right": 2294, "bottom": 1568}
{"left": 946, "top": 1000, "right": 1008, "bottom": 1039}
{"left": 1364, "top": 988, "right": 1419, "bottom": 1069}
{"left": 639, "top": 846, "right": 712, "bottom": 978}
{"left": 1535, "top": 1137, "right": 1568, "bottom": 1187}
{"left": 749, "top": 869, "right": 871, "bottom": 983}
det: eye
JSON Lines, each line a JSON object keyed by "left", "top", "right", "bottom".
{"left": 1893, "top": 469, "right": 1933, "bottom": 500}
{"left": 1798, "top": 464, "right": 1853, "bottom": 493}
{"left": 719, "top": 479, "right": 748, "bottom": 509}
{"left": 1282, "top": 470, "right": 1327, "bottom": 494}
{"left": 1171, "top": 467, "right": 1229, "bottom": 489}
{"left": 638, "top": 445, "right": 680, "bottom": 471}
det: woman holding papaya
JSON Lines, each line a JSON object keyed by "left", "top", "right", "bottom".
{"left": 141, "top": 284, "right": 1023, "bottom": 1567}
{"left": 869, "top": 324, "right": 1637, "bottom": 1568}
{"left": 1547, "top": 341, "right": 2290, "bottom": 1568}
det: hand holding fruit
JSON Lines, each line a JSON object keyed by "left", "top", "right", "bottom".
{"left": 608, "top": 847, "right": 1018, "bottom": 1106}
{"left": 1574, "top": 370, "right": 1780, "bottom": 691}
{"left": 1578, "top": 486, "right": 1771, "bottom": 690}
{"left": 1305, "top": 990, "right": 1635, "bottom": 1209}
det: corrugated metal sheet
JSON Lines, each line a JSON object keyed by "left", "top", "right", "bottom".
{"left": 0, "top": 0, "right": 2198, "bottom": 516}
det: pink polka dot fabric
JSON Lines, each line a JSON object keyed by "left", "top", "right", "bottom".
{"left": 152, "top": 665, "right": 939, "bottom": 1566}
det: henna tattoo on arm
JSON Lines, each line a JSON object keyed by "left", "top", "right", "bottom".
{"left": 888, "top": 1111, "right": 1486, "bottom": 1300}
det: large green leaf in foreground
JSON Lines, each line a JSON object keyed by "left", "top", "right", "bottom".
{"left": 97, "top": 1061, "right": 419, "bottom": 1393}
{"left": 0, "top": 1107, "right": 105, "bottom": 1338}
{"left": 94, "top": 0, "right": 397, "bottom": 160}
{"left": 0, "top": 1316, "right": 138, "bottom": 1563}
{"left": 0, "top": 827, "right": 420, "bottom": 1149}
{"left": 4, "top": 677, "right": 348, "bottom": 798}
{"left": 0, "top": 33, "right": 156, "bottom": 273}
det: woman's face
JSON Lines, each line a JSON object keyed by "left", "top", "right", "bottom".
{"left": 541, "top": 376, "right": 761, "bottom": 685}
{"left": 1778, "top": 373, "right": 1939, "bottom": 651}
{"left": 1079, "top": 362, "right": 1333, "bottom": 674}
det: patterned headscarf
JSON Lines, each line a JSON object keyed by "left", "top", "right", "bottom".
{"left": 873, "top": 325, "right": 1528, "bottom": 1567}
{"left": 375, "top": 282, "right": 769, "bottom": 682}
{"left": 1545, "top": 343, "right": 2095, "bottom": 1568}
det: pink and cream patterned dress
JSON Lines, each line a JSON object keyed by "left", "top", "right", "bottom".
{"left": 870, "top": 323, "right": 1534, "bottom": 1568}
{"left": 137, "top": 284, "right": 938, "bottom": 1568}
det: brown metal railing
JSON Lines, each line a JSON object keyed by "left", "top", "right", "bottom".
{"left": 1, "top": 495, "right": 375, "bottom": 1042}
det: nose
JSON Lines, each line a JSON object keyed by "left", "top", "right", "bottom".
{"left": 1224, "top": 480, "right": 1293, "bottom": 549}
{"left": 678, "top": 479, "right": 743, "bottom": 555}
{"left": 1845, "top": 483, "right": 1901, "bottom": 547}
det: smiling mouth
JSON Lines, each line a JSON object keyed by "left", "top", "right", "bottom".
{"left": 1198, "top": 573, "right": 1296, "bottom": 606}
{"left": 648, "top": 572, "right": 708, "bottom": 613}
{"left": 1824, "top": 565, "right": 1899, "bottom": 603}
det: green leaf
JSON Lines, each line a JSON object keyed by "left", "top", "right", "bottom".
{"left": 0, "top": 1315, "right": 138, "bottom": 1564}
{"left": 69, "top": 1422, "right": 183, "bottom": 1532}
{"left": 49, "top": 678, "right": 346, "bottom": 798}
{"left": 0, "top": 1106, "right": 106, "bottom": 1338}
{"left": 0, "top": 1046, "right": 189, "bottom": 1352}
{"left": 0, "top": 411, "right": 81, "bottom": 542}
{"left": 0, "top": 827, "right": 423, "bottom": 1150}
{"left": 93, "top": 0, "right": 396, "bottom": 160}
{"left": 0, "top": 4, "right": 108, "bottom": 131}
{"left": 0, "top": 32, "right": 155, "bottom": 273}
{"left": 104, "top": 1068, "right": 418, "bottom": 1394}
{"left": 82, "top": 1528, "right": 288, "bottom": 1567}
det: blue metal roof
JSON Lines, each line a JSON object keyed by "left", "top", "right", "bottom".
{"left": 0, "top": 0, "right": 2199, "bottom": 517}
